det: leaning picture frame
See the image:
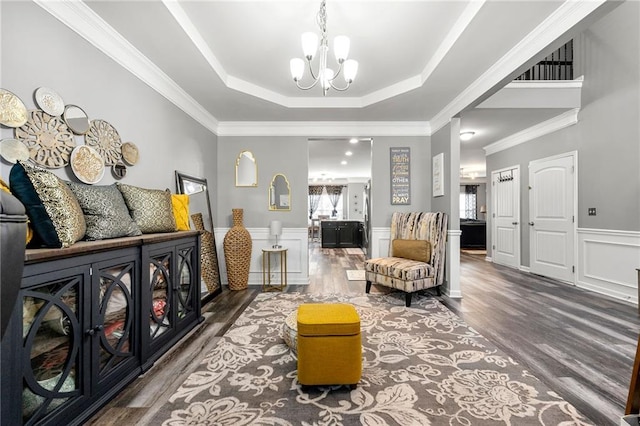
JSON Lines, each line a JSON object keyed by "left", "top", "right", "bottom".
{"left": 175, "top": 171, "right": 222, "bottom": 303}
{"left": 432, "top": 153, "right": 444, "bottom": 197}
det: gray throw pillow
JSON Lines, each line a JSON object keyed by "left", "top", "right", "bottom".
{"left": 116, "top": 183, "right": 176, "bottom": 233}
{"left": 66, "top": 182, "right": 141, "bottom": 240}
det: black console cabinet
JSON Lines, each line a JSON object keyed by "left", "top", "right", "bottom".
{"left": 321, "top": 221, "right": 362, "bottom": 248}
{"left": 0, "top": 231, "right": 201, "bottom": 426}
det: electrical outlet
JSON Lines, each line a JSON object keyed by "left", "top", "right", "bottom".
{"left": 588, "top": 208, "right": 596, "bottom": 216}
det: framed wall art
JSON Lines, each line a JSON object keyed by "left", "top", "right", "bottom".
{"left": 390, "top": 147, "right": 410, "bottom": 205}
{"left": 432, "top": 152, "right": 444, "bottom": 197}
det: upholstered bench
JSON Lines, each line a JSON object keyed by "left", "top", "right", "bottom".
{"left": 296, "top": 303, "right": 362, "bottom": 388}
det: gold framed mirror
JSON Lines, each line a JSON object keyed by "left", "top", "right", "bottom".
{"left": 269, "top": 173, "right": 291, "bottom": 211}
{"left": 235, "top": 150, "right": 257, "bottom": 187}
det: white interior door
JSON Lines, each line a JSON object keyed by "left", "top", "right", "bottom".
{"left": 491, "top": 167, "right": 520, "bottom": 269}
{"left": 529, "top": 153, "right": 575, "bottom": 283}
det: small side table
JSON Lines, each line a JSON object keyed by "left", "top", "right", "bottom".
{"left": 262, "top": 247, "right": 288, "bottom": 292}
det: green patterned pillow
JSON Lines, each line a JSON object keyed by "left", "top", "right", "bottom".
{"left": 9, "top": 161, "right": 86, "bottom": 248}
{"left": 116, "top": 183, "right": 176, "bottom": 233}
{"left": 66, "top": 182, "right": 141, "bottom": 240}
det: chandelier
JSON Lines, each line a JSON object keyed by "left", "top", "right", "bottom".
{"left": 289, "top": 0, "right": 358, "bottom": 96}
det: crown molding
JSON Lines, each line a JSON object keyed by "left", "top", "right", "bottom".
{"left": 430, "top": 1, "right": 606, "bottom": 134}
{"left": 216, "top": 121, "right": 431, "bottom": 137}
{"left": 483, "top": 108, "right": 579, "bottom": 156}
{"left": 34, "top": 0, "right": 219, "bottom": 134}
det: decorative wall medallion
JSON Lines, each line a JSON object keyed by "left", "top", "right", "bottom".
{"left": 112, "top": 162, "right": 127, "bottom": 179}
{"left": 0, "top": 89, "right": 28, "bottom": 127}
{"left": 34, "top": 87, "right": 64, "bottom": 116}
{"left": 121, "top": 142, "right": 139, "bottom": 165}
{"left": 15, "top": 110, "right": 75, "bottom": 168}
{"left": 63, "top": 104, "right": 90, "bottom": 134}
{"left": 70, "top": 145, "right": 105, "bottom": 184}
{"left": 0, "top": 138, "right": 30, "bottom": 163}
{"left": 85, "top": 119, "right": 122, "bottom": 166}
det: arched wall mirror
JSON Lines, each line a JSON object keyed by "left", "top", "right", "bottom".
{"left": 269, "top": 173, "right": 291, "bottom": 211}
{"left": 235, "top": 150, "right": 257, "bottom": 187}
{"left": 175, "top": 171, "right": 222, "bottom": 304}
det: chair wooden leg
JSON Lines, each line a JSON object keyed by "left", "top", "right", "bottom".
{"left": 436, "top": 285, "right": 442, "bottom": 296}
{"left": 405, "top": 293, "right": 412, "bottom": 307}
{"left": 365, "top": 281, "right": 372, "bottom": 294}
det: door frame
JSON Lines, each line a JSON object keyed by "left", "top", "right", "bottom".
{"left": 491, "top": 164, "right": 521, "bottom": 269}
{"left": 528, "top": 150, "right": 578, "bottom": 285}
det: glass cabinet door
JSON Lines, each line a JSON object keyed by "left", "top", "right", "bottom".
{"left": 96, "top": 263, "right": 135, "bottom": 377}
{"left": 148, "top": 253, "right": 172, "bottom": 339}
{"left": 22, "top": 276, "right": 82, "bottom": 423}
{"left": 176, "top": 246, "right": 195, "bottom": 321}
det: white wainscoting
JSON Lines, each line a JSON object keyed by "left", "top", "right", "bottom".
{"left": 577, "top": 228, "right": 640, "bottom": 304}
{"left": 215, "top": 227, "right": 310, "bottom": 286}
{"left": 370, "top": 227, "right": 391, "bottom": 258}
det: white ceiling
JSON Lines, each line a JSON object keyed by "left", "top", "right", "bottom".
{"left": 56, "top": 0, "right": 610, "bottom": 181}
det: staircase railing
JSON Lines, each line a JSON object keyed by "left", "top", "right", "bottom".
{"left": 516, "top": 39, "right": 573, "bottom": 80}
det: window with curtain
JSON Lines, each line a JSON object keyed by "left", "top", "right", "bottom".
{"left": 308, "top": 186, "right": 344, "bottom": 219}
{"left": 459, "top": 185, "right": 478, "bottom": 219}
{"left": 324, "top": 185, "right": 344, "bottom": 218}
{"left": 308, "top": 186, "right": 324, "bottom": 219}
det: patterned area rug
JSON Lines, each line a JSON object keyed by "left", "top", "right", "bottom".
{"left": 346, "top": 269, "right": 366, "bottom": 281}
{"left": 150, "top": 292, "right": 592, "bottom": 426}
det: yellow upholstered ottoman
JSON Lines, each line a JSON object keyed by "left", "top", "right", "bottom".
{"left": 296, "top": 303, "right": 362, "bottom": 388}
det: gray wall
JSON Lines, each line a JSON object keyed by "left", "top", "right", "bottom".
{"left": 430, "top": 123, "right": 452, "bottom": 215}
{"left": 217, "top": 136, "right": 308, "bottom": 229}
{"left": 1, "top": 2, "right": 217, "bottom": 198}
{"left": 486, "top": 1, "right": 640, "bottom": 262}
{"left": 369, "top": 136, "right": 431, "bottom": 227}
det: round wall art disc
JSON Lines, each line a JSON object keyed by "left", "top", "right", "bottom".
{"left": 15, "top": 110, "right": 75, "bottom": 169}
{"left": 121, "top": 142, "right": 139, "bottom": 166}
{"left": 70, "top": 145, "right": 105, "bottom": 184}
{"left": 85, "top": 119, "right": 122, "bottom": 166}
{"left": 0, "top": 138, "right": 30, "bottom": 163}
{"left": 0, "top": 89, "right": 28, "bottom": 127}
{"left": 34, "top": 87, "right": 65, "bottom": 116}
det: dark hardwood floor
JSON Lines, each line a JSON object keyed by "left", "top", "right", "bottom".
{"left": 89, "top": 244, "right": 639, "bottom": 425}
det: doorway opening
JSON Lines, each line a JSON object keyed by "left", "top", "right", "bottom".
{"left": 307, "top": 137, "right": 372, "bottom": 267}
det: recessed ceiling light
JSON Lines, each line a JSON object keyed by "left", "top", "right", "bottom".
{"left": 345, "top": 151, "right": 353, "bottom": 156}
{"left": 460, "top": 131, "right": 475, "bottom": 141}
{"left": 341, "top": 160, "right": 347, "bottom": 165}
{"left": 349, "top": 138, "right": 358, "bottom": 144}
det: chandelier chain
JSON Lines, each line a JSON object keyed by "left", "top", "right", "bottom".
{"left": 317, "top": 0, "right": 328, "bottom": 42}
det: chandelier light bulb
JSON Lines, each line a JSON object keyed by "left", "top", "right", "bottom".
{"left": 290, "top": 58, "right": 305, "bottom": 81}
{"left": 333, "top": 35, "right": 350, "bottom": 62}
{"left": 343, "top": 59, "right": 358, "bottom": 83}
{"left": 321, "top": 68, "right": 335, "bottom": 89}
{"left": 301, "top": 32, "right": 319, "bottom": 59}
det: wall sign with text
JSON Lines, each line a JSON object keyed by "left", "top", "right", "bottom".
{"left": 390, "top": 147, "right": 410, "bottom": 205}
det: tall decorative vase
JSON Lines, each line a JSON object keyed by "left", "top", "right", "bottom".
{"left": 223, "top": 208, "right": 252, "bottom": 290}
{"left": 191, "top": 213, "right": 221, "bottom": 294}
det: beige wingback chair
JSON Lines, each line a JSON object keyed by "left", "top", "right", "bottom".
{"left": 364, "top": 212, "right": 448, "bottom": 307}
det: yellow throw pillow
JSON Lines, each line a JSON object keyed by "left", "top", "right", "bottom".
{"left": 392, "top": 239, "right": 431, "bottom": 263}
{"left": 171, "top": 194, "right": 190, "bottom": 231}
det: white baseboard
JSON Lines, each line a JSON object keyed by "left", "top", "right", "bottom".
{"left": 577, "top": 228, "right": 640, "bottom": 304}
{"left": 215, "top": 227, "right": 310, "bottom": 286}
{"left": 519, "top": 265, "right": 530, "bottom": 273}
{"left": 484, "top": 256, "right": 492, "bottom": 262}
